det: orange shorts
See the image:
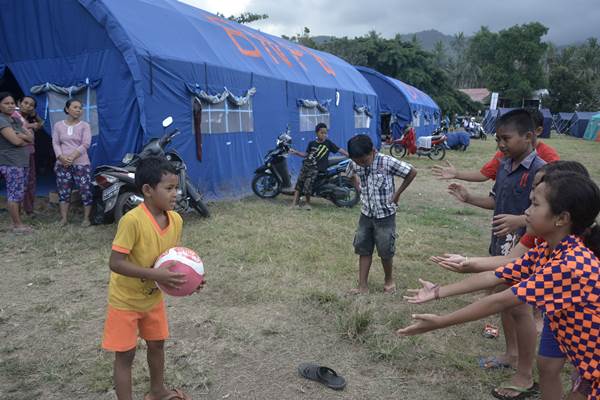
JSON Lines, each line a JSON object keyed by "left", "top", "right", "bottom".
{"left": 102, "top": 300, "right": 169, "bottom": 352}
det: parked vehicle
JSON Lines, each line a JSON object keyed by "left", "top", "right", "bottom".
{"left": 251, "top": 128, "right": 359, "bottom": 207}
{"left": 91, "top": 117, "right": 209, "bottom": 224}
{"left": 388, "top": 127, "right": 447, "bottom": 160}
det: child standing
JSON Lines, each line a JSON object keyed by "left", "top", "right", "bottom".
{"left": 290, "top": 123, "right": 348, "bottom": 210}
{"left": 446, "top": 109, "right": 546, "bottom": 398}
{"left": 346, "top": 134, "right": 417, "bottom": 294}
{"left": 398, "top": 171, "right": 600, "bottom": 400}
{"left": 102, "top": 156, "right": 194, "bottom": 400}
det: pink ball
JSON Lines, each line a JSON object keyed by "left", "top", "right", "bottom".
{"left": 153, "top": 247, "right": 205, "bottom": 296}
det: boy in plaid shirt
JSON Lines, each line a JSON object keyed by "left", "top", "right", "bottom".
{"left": 346, "top": 134, "right": 417, "bottom": 294}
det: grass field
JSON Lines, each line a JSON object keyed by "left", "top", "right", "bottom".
{"left": 1, "top": 134, "right": 599, "bottom": 399}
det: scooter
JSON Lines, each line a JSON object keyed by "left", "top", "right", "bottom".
{"left": 468, "top": 122, "right": 487, "bottom": 140}
{"left": 251, "top": 129, "right": 359, "bottom": 208}
{"left": 388, "top": 127, "right": 447, "bottom": 160}
{"left": 91, "top": 117, "right": 209, "bottom": 224}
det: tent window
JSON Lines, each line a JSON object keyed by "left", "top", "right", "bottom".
{"left": 199, "top": 98, "right": 253, "bottom": 134}
{"left": 354, "top": 110, "right": 371, "bottom": 129}
{"left": 412, "top": 111, "right": 420, "bottom": 127}
{"left": 299, "top": 106, "right": 329, "bottom": 132}
{"left": 46, "top": 89, "right": 99, "bottom": 136}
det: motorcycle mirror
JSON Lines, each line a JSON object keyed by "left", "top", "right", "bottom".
{"left": 122, "top": 153, "right": 134, "bottom": 164}
{"left": 162, "top": 116, "right": 174, "bottom": 128}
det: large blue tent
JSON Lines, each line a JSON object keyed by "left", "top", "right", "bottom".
{"left": 556, "top": 112, "right": 574, "bottom": 134}
{"left": 355, "top": 66, "right": 440, "bottom": 139}
{"left": 569, "top": 112, "right": 599, "bottom": 138}
{"left": 539, "top": 108, "right": 552, "bottom": 138}
{"left": 0, "top": 0, "right": 378, "bottom": 199}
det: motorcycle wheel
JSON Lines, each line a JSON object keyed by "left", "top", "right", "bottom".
{"left": 191, "top": 198, "right": 210, "bottom": 218}
{"left": 481, "top": 132, "right": 487, "bottom": 141}
{"left": 389, "top": 144, "right": 407, "bottom": 158}
{"left": 252, "top": 173, "right": 281, "bottom": 198}
{"left": 428, "top": 145, "right": 446, "bottom": 161}
{"left": 114, "top": 191, "right": 137, "bottom": 223}
{"left": 332, "top": 176, "right": 360, "bottom": 208}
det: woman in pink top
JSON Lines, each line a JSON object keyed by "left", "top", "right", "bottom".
{"left": 52, "top": 99, "right": 93, "bottom": 226}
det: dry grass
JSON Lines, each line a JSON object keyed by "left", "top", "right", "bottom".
{"left": 1, "top": 133, "right": 599, "bottom": 399}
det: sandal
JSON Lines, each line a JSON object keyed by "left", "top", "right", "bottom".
{"left": 143, "top": 388, "right": 191, "bottom": 400}
{"left": 491, "top": 382, "right": 539, "bottom": 400}
{"left": 298, "top": 363, "right": 346, "bottom": 390}
{"left": 478, "top": 356, "right": 513, "bottom": 370}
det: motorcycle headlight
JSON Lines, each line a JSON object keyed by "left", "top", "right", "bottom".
{"left": 122, "top": 153, "right": 134, "bottom": 164}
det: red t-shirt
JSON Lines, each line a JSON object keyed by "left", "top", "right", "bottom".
{"left": 480, "top": 141, "right": 560, "bottom": 180}
{"left": 519, "top": 233, "right": 538, "bottom": 248}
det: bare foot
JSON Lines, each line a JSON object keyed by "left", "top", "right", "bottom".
{"left": 383, "top": 284, "right": 396, "bottom": 294}
{"left": 348, "top": 287, "right": 369, "bottom": 295}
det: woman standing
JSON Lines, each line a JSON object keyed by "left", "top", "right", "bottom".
{"left": 13, "top": 96, "right": 45, "bottom": 215}
{"left": 0, "top": 92, "right": 34, "bottom": 233}
{"left": 52, "top": 99, "right": 93, "bottom": 226}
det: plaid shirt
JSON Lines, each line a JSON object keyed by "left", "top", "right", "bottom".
{"left": 346, "top": 153, "right": 413, "bottom": 219}
{"left": 495, "top": 235, "right": 600, "bottom": 396}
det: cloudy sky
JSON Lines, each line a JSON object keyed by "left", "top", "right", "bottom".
{"left": 179, "top": 0, "right": 598, "bottom": 45}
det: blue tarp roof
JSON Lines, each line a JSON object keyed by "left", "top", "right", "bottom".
{"left": 0, "top": 0, "right": 378, "bottom": 198}
{"left": 355, "top": 66, "right": 440, "bottom": 138}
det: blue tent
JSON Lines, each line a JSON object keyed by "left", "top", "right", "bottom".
{"left": 481, "top": 108, "right": 515, "bottom": 133}
{"left": 569, "top": 112, "right": 599, "bottom": 138}
{"left": 539, "top": 108, "right": 552, "bottom": 138}
{"left": 354, "top": 66, "right": 440, "bottom": 138}
{"left": 0, "top": 0, "right": 378, "bottom": 199}
{"left": 556, "top": 112, "right": 574, "bottom": 134}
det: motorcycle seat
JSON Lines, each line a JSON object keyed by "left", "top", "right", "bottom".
{"left": 327, "top": 156, "right": 348, "bottom": 166}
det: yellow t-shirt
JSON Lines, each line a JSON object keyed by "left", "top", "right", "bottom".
{"left": 109, "top": 203, "right": 183, "bottom": 311}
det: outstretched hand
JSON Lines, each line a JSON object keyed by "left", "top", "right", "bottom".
{"left": 448, "top": 183, "right": 469, "bottom": 203}
{"left": 430, "top": 253, "right": 470, "bottom": 273}
{"left": 432, "top": 160, "right": 456, "bottom": 180}
{"left": 396, "top": 314, "right": 441, "bottom": 336}
{"left": 403, "top": 278, "right": 438, "bottom": 304}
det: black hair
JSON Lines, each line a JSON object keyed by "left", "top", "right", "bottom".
{"left": 315, "top": 122, "right": 328, "bottom": 133}
{"left": 496, "top": 109, "right": 534, "bottom": 136}
{"left": 20, "top": 96, "right": 37, "bottom": 107}
{"left": 64, "top": 99, "right": 82, "bottom": 114}
{"left": 539, "top": 161, "right": 590, "bottom": 179}
{"left": 527, "top": 108, "right": 544, "bottom": 129}
{"left": 0, "top": 91, "right": 14, "bottom": 103}
{"left": 135, "top": 156, "right": 178, "bottom": 192}
{"left": 347, "top": 134, "right": 374, "bottom": 159}
{"left": 542, "top": 172, "right": 600, "bottom": 257}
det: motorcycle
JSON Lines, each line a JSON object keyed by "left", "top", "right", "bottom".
{"left": 251, "top": 129, "right": 359, "bottom": 208}
{"left": 388, "top": 127, "right": 447, "bottom": 160}
{"left": 467, "top": 121, "right": 487, "bottom": 140}
{"left": 91, "top": 117, "right": 209, "bottom": 224}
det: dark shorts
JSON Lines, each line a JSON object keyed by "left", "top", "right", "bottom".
{"left": 295, "top": 165, "right": 318, "bottom": 196}
{"left": 538, "top": 317, "right": 565, "bottom": 358}
{"left": 353, "top": 213, "right": 397, "bottom": 260}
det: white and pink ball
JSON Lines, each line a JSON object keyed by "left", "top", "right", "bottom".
{"left": 153, "top": 247, "right": 205, "bottom": 296}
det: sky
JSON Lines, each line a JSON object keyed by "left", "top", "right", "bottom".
{"left": 179, "top": 0, "right": 598, "bottom": 45}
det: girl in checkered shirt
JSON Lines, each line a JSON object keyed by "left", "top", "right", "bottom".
{"left": 398, "top": 171, "right": 600, "bottom": 400}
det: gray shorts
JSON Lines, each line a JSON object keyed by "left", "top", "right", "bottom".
{"left": 353, "top": 213, "right": 397, "bottom": 260}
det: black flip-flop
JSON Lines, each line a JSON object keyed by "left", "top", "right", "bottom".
{"left": 298, "top": 363, "right": 346, "bottom": 390}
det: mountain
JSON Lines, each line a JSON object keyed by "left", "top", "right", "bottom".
{"left": 398, "top": 29, "right": 457, "bottom": 53}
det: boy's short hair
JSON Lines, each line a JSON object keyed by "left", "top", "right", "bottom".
{"left": 540, "top": 160, "right": 590, "bottom": 179}
{"left": 496, "top": 109, "right": 534, "bottom": 136}
{"left": 528, "top": 109, "right": 544, "bottom": 129}
{"left": 135, "top": 156, "right": 178, "bottom": 191}
{"left": 315, "top": 122, "right": 328, "bottom": 133}
{"left": 347, "top": 134, "right": 374, "bottom": 159}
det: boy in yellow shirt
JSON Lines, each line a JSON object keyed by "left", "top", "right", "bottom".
{"left": 102, "top": 156, "right": 195, "bottom": 400}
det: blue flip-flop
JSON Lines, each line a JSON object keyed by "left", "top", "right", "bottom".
{"left": 478, "top": 356, "right": 512, "bottom": 369}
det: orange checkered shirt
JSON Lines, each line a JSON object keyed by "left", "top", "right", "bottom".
{"left": 495, "top": 235, "right": 600, "bottom": 399}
